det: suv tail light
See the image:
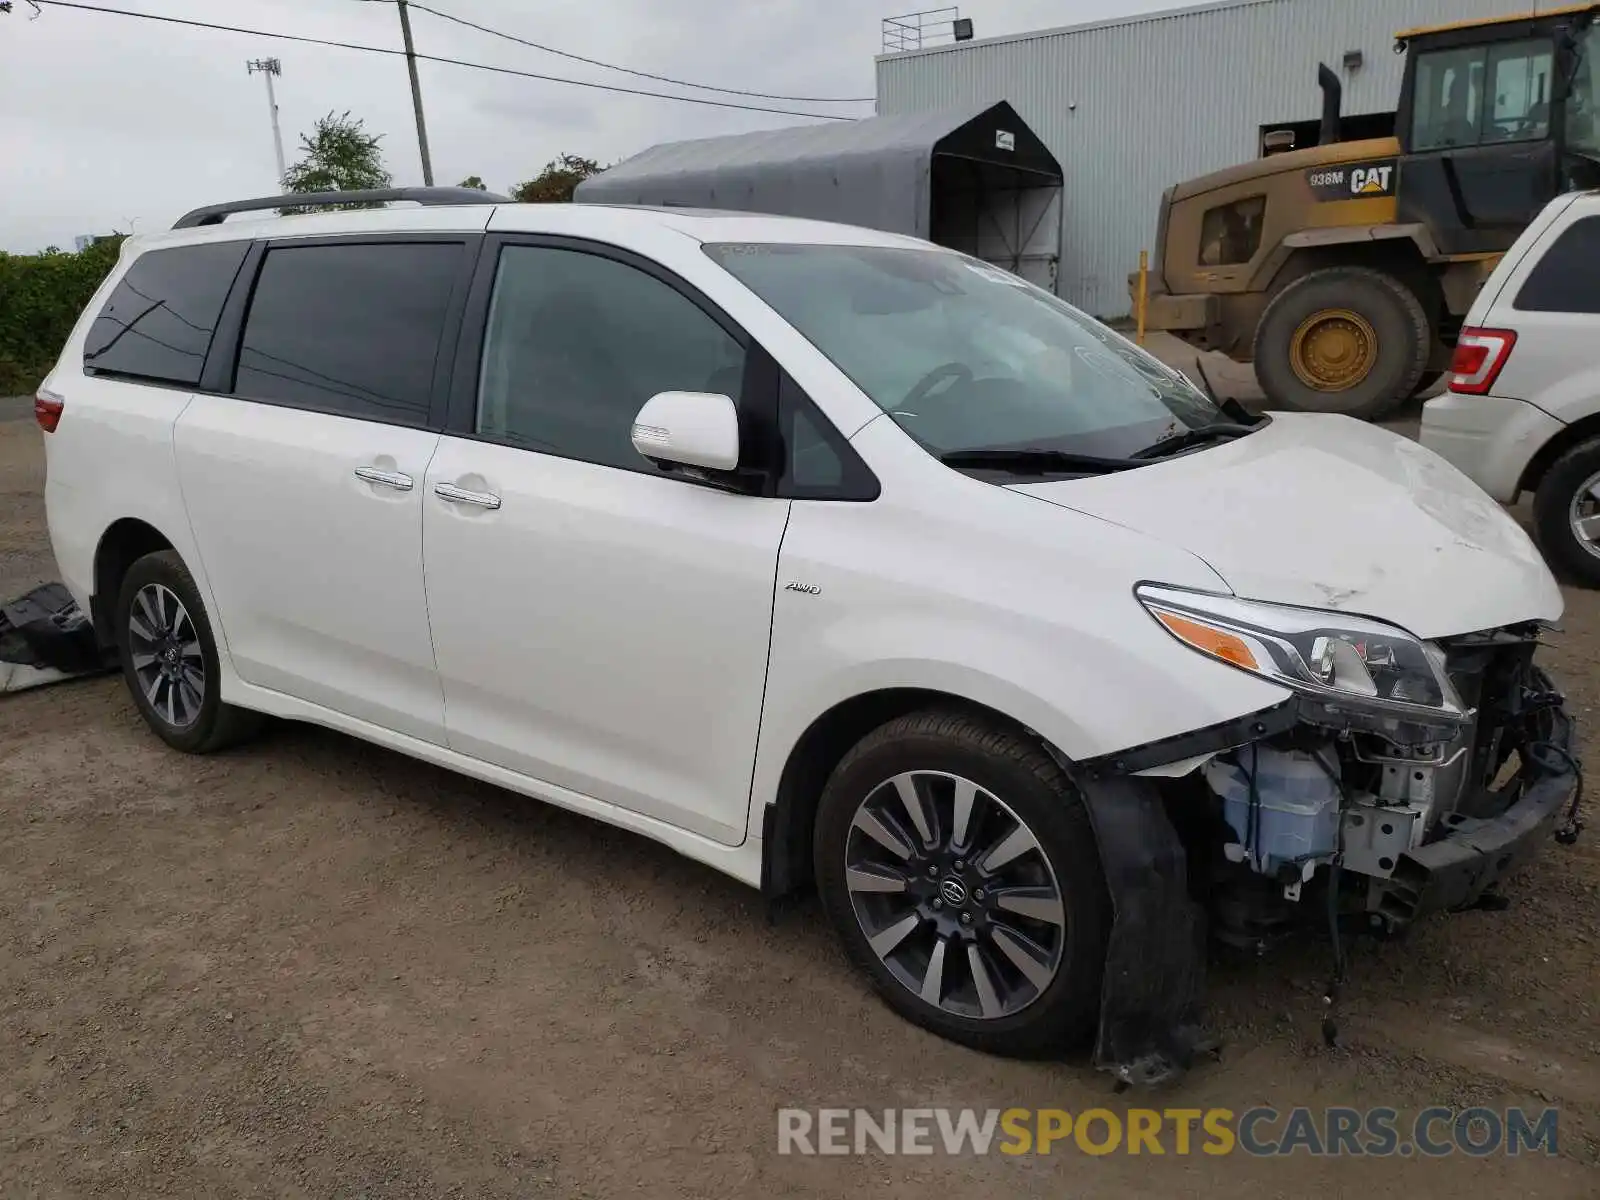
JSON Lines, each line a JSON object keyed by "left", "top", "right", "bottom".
{"left": 1450, "top": 328, "right": 1518, "bottom": 396}
{"left": 34, "top": 389, "right": 64, "bottom": 433}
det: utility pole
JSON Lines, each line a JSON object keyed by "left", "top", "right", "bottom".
{"left": 246, "top": 58, "right": 287, "bottom": 185}
{"left": 395, "top": 0, "right": 435, "bottom": 185}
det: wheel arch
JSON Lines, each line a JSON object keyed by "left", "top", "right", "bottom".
{"left": 759, "top": 687, "right": 1072, "bottom": 900}
{"left": 1519, "top": 413, "right": 1600, "bottom": 495}
{"left": 91, "top": 517, "right": 177, "bottom": 646}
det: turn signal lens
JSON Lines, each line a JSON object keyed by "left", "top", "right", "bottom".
{"left": 1153, "top": 610, "right": 1260, "bottom": 670}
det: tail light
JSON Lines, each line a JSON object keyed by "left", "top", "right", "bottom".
{"left": 34, "top": 389, "right": 64, "bottom": 433}
{"left": 1450, "top": 328, "right": 1517, "bottom": 396}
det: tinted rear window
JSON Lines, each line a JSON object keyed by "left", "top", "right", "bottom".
{"left": 1515, "top": 216, "right": 1600, "bottom": 313}
{"left": 82, "top": 241, "right": 250, "bottom": 386}
{"left": 233, "top": 241, "right": 461, "bottom": 426}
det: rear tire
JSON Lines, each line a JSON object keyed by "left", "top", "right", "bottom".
{"left": 1533, "top": 437, "right": 1600, "bottom": 588}
{"left": 813, "top": 708, "right": 1110, "bottom": 1059}
{"left": 116, "top": 550, "right": 263, "bottom": 753}
{"left": 1254, "top": 267, "right": 1429, "bottom": 421}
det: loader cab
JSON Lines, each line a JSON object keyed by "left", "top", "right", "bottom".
{"left": 1396, "top": 5, "right": 1600, "bottom": 256}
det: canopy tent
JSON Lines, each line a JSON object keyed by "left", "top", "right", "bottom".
{"left": 575, "top": 101, "right": 1064, "bottom": 290}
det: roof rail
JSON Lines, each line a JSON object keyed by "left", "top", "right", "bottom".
{"left": 171, "top": 186, "right": 510, "bottom": 230}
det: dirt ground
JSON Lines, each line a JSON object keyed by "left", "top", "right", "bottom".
{"left": 3, "top": 405, "right": 1600, "bottom": 1198}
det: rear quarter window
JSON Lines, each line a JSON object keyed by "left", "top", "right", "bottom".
{"left": 1514, "top": 216, "right": 1600, "bottom": 313}
{"left": 82, "top": 241, "right": 251, "bottom": 386}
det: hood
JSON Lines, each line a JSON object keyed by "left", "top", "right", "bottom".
{"left": 1169, "top": 136, "right": 1399, "bottom": 202}
{"left": 1009, "top": 413, "right": 1563, "bottom": 640}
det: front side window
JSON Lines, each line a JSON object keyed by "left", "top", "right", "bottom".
{"left": 83, "top": 241, "right": 249, "bottom": 386}
{"left": 705, "top": 243, "right": 1223, "bottom": 462}
{"left": 1485, "top": 39, "right": 1553, "bottom": 142}
{"left": 1411, "top": 38, "right": 1553, "bottom": 151}
{"left": 234, "top": 241, "right": 462, "bottom": 426}
{"left": 476, "top": 245, "right": 745, "bottom": 472}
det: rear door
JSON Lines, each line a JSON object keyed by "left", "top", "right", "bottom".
{"left": 174, "top": 235, "right": 477, "bottom": 743}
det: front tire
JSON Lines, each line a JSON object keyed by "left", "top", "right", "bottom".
{"left": 1534, "top": 437, "right": 1600, "bottom": 587}
{"left": 814, "top": 709, "right": 1110, "bottom": 1058}
{"left": 116, "top": 550, "right": 263, "bottom": 753}
{"left": 1254, "top": 267, "right": 1429, "bottom": 421}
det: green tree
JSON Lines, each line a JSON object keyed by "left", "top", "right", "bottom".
{"left": 280, "top": 111, "right": 391, "bottom": 213}
{"left": 0, "top": 236, "right": 126, "bottom": 394}
{"left": 510, "top": 154, "right": 602, "bottom": 204}
{"left": 458, "top": 175, "right": 488, "bottom": 191}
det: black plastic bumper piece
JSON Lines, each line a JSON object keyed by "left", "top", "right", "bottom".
{"left": 1079, "top": 700, "right": 1299, "bottom": 778}
{"left": 1374, "top": 708, "right": 1578, "bottom": 923}
{"left": 0, "top": 583, "right": 108, "bottom": 674}
{"left": 1076, "top": 774, "right": 1212, "bottom": 1086}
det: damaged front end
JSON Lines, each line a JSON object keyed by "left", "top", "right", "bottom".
{"left": 1074, "top": 587, "right": 1581, "bottom": 1087}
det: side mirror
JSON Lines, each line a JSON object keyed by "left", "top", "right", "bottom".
{"left": 631, "top": 391, "right": 740, "bottom": 472}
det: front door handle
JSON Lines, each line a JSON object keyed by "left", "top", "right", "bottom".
{"left": 434, "top": 482, "right": 502, "bottom": 511}
{"left": 354, "top": 466, "right": 414, "bottom": 491}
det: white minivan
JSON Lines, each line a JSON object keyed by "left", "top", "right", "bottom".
{"left": 1422, "top": 190, "right": 1600, "bottom": 587}
{"left": 39, "top": 188, "right": 1580, "bottom": 1085}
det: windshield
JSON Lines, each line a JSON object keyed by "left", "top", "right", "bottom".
{"left": 703, "top": 243, "right": 1226, "bottom": 461}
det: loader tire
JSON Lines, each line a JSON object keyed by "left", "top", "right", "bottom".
{"left": 1254, "top": 267, "right": 1430, "bottom": 422}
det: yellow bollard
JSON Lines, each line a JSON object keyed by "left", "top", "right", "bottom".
{"left": 1136, "top": 250, "right": 1149, "bottom": 347}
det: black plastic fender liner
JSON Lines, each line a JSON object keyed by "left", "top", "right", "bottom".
{"left": 1076, "top": 773, "right": 1212, "bottom": 1086}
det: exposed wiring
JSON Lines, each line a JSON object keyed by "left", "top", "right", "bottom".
{"left": 406, "top": 1, "right": 877, "bottom": 105}
{"left": 27, "top": 1, "right": 858, "bottom": 121}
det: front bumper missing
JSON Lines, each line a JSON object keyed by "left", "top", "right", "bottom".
{"left": 1071, "top": 662, "right": 1579, "bottom": 1086}
{"left": 1372, "top": 702, "right": 1578, "bottom": 922}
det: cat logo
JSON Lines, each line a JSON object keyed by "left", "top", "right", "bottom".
{"left": 1306, "top": 157, "right": 1398, "bottom": 201}
{"left": 1350, "top": 165, "right": 1394, "bottom": 195}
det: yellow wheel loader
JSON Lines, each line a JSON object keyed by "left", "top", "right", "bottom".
{"left": 1141, "top": 4, "right": 1600, "bottom": 419}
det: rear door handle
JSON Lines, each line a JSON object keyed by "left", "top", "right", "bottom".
{"left": 354, "top": 466, "right": 414, "bottom": 491}
{"left": 434, "top": 482, "right": 502, "bottom": 511}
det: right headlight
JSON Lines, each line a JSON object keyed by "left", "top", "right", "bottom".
{"left": 1137, "top": 584, "right": 1467, "bottom": 744}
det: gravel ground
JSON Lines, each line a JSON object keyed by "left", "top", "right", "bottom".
{"left": 3, "top": 406, "right": 1600, "bottom": 1197}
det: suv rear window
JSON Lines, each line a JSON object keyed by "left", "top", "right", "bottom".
{"left": 82, "top": 241, "right": 250, "bottom": 386}
{"left": 234, "top": 241, "right": 462, "bottom": 426}
{"left": 1515, "top": 216, "right": 1600, "bottom": 313}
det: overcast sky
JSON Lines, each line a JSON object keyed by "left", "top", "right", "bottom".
{"left": 1, "top": 0, "right": 1177, "bottom": 252}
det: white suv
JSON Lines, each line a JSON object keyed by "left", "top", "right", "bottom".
{"left": 39, "top": 188, "right": 1580, "bottom": 1084}
{"left": 1422, "top": 191, "right": 1600, "bottom": 586}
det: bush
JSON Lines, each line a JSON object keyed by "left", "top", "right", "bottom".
{"left": 0, "top": 237, "right": 125, "bottom": 395}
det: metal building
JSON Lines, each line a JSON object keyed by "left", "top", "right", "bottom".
{"left": 876, "top": 0, "right": 1521, "bottom": 317}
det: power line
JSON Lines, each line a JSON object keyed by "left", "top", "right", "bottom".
{"left": 27, "top": 1, "right": 858, "bottom": 121}
{"left": 405, "top": 1, "right": 875, "bottom": 105}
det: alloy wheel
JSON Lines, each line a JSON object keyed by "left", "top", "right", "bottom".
{"left": 843, "top": 770, "right": 1067, "bottom": 1020}
{"left": 127, "top": 583, "right": 205, "bottom": 728}
{"left": 1569, "top": 470, "right": 1600, "bottom": 559}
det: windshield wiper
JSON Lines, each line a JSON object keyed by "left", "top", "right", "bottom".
{"left": 939, "top": 448, "right": 1140, "bottom": 475}
{"left": 1131, "top": 421, "right": 1259, "bottom": 460}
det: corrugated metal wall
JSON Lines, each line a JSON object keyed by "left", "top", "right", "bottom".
{"left": 876, "top": 0, "right": 1515, "bottom": 316}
